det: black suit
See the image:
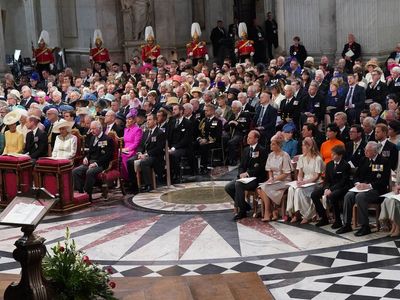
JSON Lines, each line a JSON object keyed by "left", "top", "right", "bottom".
{"left": 279, "top": 96, "right": 302, "bottom": 129}
{"left": 136, "top": 127, "right": 166, "bottom": 187}
{"left": 339, "top": 126, "right": 350, "bottom": 144}
{"left": 364, "top": 130, "right": 376, "bottom": 144}
{"left": 253, "top": 104, "right": 277, "bottom": 148}
{"left": 167, "top": 117, "right": 193, "bottom": 178}
{"left": 311, "top": 159, "right": 352, "bottom": 223}
{"left": 289, "top": 44, "right": 307, "bottom": 66}
{"left": 387, "top": 77, "right": 400, "bottom": 97}
{"left": 225, "top": 144, "right": 268, "bottom": 214}
{"left": 242, "top": 102, "right": 255, "bottom": 115}
{"left": 366, "top": 81, "right": 388, "bottom": 109}
{"left": 197, "top": 116, "right": 222, "bottom": 167}
{"left": 341, "top": 42, "right": 361, "bottom": 73}
{"left": 301, "top": 93, "right": 325, "bottom": 124}
{"left": 24, "top": 128, "right": 48, "bottom": 160}
{"left": 20, "top": 97, "right": 36, "bottom": 109}
{"left": 225, "top": 112, "right": 251, "bottom": 163}
{"left": 379, "top": 140, "right": 398, "bottom": 171}
{"left": 265, "top": 18, "right": 278, "bottom": 60}
{"left": 105, "top": 123, "right": 124, "bottom": 138}
{"left": 72, "top": 133, "right": 114, "bottom": 194}
{"left": 210, "top": 26, "right": 227, "bottom": 57}
{"left": 345, "top": 140, "right": 366, "bottom": 168}
{"left": 343, "top": 155, "right": 390, "bottom": 227}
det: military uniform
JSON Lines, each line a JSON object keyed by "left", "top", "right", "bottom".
{"left": 187, "top": 22, "right": 208, "bottom": 66}
{"left": 33, "top": 30, "right": 54, "bottom": 74}
{"left": 197, "top": 116, "right": 222, "bottom": 169}
{"left": 235, "top": 39, "right": 255, "bottom": 63}
{"left": 224, "top": 112, "right": 251, "bottom": 165}
{"left": 141, "top": 26, "right": 161, "bottom": 64}
{"left": 90, "top": 47, "right": 110, "bottom": 64}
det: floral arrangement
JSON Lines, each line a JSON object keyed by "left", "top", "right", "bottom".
{"left": 42, "top": 227, "right": 117, "bottom": 300}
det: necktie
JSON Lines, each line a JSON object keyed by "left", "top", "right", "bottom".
{"left": 353, "top": 142, "right": 358, "bottom": 155}
{"left": 257, "top": 106, "right": 266, "bottom": 126}
{"left": 334, "top": 162, "right": 338, "bottom": 171}
{"left": 93, "top": 136, "right": 98, "bottom": 146}
{"left": 249, "top": 147, "right": 253, "bottom": 158}
{"left": 175, "top": 119, "right": 179, "bottom": 128}
{"left": 345, "top": 87, "right": 354, "bottom": 106}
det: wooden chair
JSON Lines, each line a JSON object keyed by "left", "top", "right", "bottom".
{"left": 352, "top": 203, "right": 381, "bottom": 231}
{"left": 71, "top": 128, "right": 85, "bottom": 166}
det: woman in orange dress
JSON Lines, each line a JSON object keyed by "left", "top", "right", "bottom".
{"left": 320, "top": 123, "right": 344, "bottom": 164}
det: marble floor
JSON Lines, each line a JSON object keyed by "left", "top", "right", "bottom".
{"left": 0, "top": 171, "right": 399, "bottom": 299}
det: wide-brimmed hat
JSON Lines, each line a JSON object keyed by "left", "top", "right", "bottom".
{"left": 3, "top": 110, "right": 21, "bottom": 125}
{"left": 8, "top": 89, "right": 21, "bottom": 101}
{"left": 52, "top": 119, "right": 74, "bottom": 133}
{"left": 76, "top": 107, "right": 89, "bottom": 115}
{"left": 101, "top": 93, "right": 115, "bottom": 102}
{"left": 166, "top": 97, "right": 179, "bottom": 105}
{"left": 190, "top": 87, "right": 203, "bottom": 96}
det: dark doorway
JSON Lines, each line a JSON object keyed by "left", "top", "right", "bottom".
{"left": 233, "top": 0, "right": 256, "bottom": 24}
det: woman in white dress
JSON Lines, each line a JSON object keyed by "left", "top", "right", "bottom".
{"left": 258, "top": 133, "right": 292, "bottom": 221}
{"left": 287, "top": 137, "right": 325, "bottom": 224}
{"left": 51, "top": 119, "right": 77, "bottom": 160}
{"left": 380, "top": 159, "right": 400, "bottom": 237}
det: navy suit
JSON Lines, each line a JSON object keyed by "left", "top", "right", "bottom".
{"left": 253, "top": 104, "right": 277, "bottom": 147}
{"left": 344, "top": 85, "right": 365, "bottom": 124}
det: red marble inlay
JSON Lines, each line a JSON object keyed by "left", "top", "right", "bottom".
{"left": 179, "top": 216, "right": 208, "bottom": 259}
{"left": 81, "top": 215, "right": 161, "bottom": 250}
{"left": 0, "top": 211, "right": 131, "bottom": 242}
{"left": 239, "top": 218, "right": 300, "bottom": 250}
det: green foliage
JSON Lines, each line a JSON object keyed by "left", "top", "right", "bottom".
{"left": 42, "top": 227, "right": 117, "bottom": 300}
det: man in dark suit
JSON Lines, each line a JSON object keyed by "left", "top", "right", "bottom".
{"left": 197, "top": 104, "right": 222, "bottom": 173}
{"left": 341, "top": 34, "right": 361, "bottom": 73}
{"left": 265, "top": 11, "right": 278, "bottom": 60}
{"left": 344, "top": 73, "right": 366, "bottom": 125}
{"left": 369, "top": 102, "right": 386, "bottom": 125}
{"left": 345, "top": 124, "right": 366, "bottom": 168}
{"left": 301, "top": 81, "right": 325, "bottom": 125}
{"left": 132, "top": 114, "right": 166, "bottom": 193}
{"left": 254, "top": 92, "right": 277, "bottom": 149}
{"left": 334, "top": 112, "right": 350, "bottom": 144}
{"left": 72, "top": 120, "right": 114, "bottom": 201}
{"left": 167, "top": 104, "right": 193, "bottom": 180}
{"left": 365, "top": 68, "right": 388, "bottom": 109}
{"left": 225, "top": 130, "right": 268, "bottom": 221}
{"left": 387, "top": 66, "right": 400, "bottom": 97}
{"left": 362, "top": 116, "right": 376, "bottom": 143}
{"left": 24, "top": 114, "right": 48, "bottom": 163}
{"left": 375, "top": 123, "right": 398, "bottom": 171}
{"left": 20, "top": 86, "right": 36, "bottom": 109}
{"left": 279, "top": 84, "right": 302, "bottom": 130}
{"left": 225, "top": 100, "right": 251, "bottom": 165}
{"left": 104, "top": 110, "right": 124, "bottom": 137}
{"left": 337, "top": 141, "right": 390, "bottom": 236}
{"left": 311, "top": 145, "right": 351, "bottom": 228}
{"left": 210, "top": 20, "right": 227, "bottom": 59}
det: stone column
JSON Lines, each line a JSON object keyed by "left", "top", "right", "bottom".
{"left": 39, "top": 0, "right": 61, "bottom": 47}
{"left": 275, "top": 0, "right": 285, "bottom": 54}
{"left": 23, "top": 0, "right": 39, "bottom": 48}
{"left": 319, "top": 0, "right": 336, "bottom": 61}
{"left": 0, "top": 4, "right": 8, "bottom": 73}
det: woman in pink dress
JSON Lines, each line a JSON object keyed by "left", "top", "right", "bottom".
{"left": 121, "top": 108, "right": 142, "bottom": 180}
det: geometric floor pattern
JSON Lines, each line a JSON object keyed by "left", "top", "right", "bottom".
{"left": 0, "top": 178, "right": 399, "bottom": 299}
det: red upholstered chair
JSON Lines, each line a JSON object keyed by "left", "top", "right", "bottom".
{"left": 96, "top": 132, "right": 125, "bottom": 198}
{"left": 35, "top": 158, "right": 90, "bottom": 212}
{"left": 0, "top": 155, "right": 32, "bottom": 205}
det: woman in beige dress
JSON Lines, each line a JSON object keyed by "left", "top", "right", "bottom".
{"left": 379, "top": 160, "right": 400, "bottom": 237}
{"left": 287, "top": 137, "right": 325, "bottom": 224}
{"left": 258, "top": 133, "right": 292, "bottom": 221}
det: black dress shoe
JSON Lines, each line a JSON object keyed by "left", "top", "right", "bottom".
{"left": 233, "top": 213, "right": 247, "bottom": 221}
{"left": 336, "top": 225, "right": 352, "bottom": 234}
{"left": 315, "top": 219, "right": 329, "bottom": 227}
{"left": 245, "top": 202, "right": 252, "bottom": 212}
{"left": 354, "top": 226, "right": 371, "bottom": 236}
{"left": 141, "top": 185, "right": 152, "bottom": 193}
{"left": 331, "top": 221, "right": 343, "bottom": 229}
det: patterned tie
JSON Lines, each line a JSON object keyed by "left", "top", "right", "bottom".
{"left": 345, "top": 87, "right": 354, "bottom": 106}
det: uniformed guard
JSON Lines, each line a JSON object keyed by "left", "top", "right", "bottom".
{"left": 141, "top": 26, "right": 160, "bottom": 64}
{"left": 235, "top": 23, "right": 255, "bottom": 63}
{"left": 32, "top": 30, "right": 54, "bottom": 74}
{"left": 186, "top": 22, "right": 209, "bottom": 66}
{"left": 89, "top": 29, "right": 110, "bottom": 65}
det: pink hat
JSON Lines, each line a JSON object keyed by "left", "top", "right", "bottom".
{"left": 126, "top": 108, "right": 138, "bottom": 119}
{"left": 171, "top": 75, "right": 182, "bottom": 83}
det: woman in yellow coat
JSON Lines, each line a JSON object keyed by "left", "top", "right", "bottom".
{"left": 2, "top": 110, "right": 24, "bottom": 154}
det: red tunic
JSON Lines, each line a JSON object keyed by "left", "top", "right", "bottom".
{"left": 141, "top": 44, "right": 161, "bottom": 61}
{"left": 186, "top": 41, "right": 208, "bottom": 59}
{"left": 235, "top": 39, "right": 255, "bottom": 56}
{"left": 90, "top": 47, "right": 110, "bottom": 63}
{"left": 34, "top": 47, "right": 54, "bottom": 65}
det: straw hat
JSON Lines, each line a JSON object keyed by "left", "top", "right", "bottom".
{"left": 3, "top": 110, "right": 21, "bottom": 125}
{"left": 52, "top": 119, "right": 74, "bottom": 133}
{"left": 76, "top": 107, "right": 89, "bottom": 116}
{"left": 190, "top": 87, "right": 203, "bottom": 96}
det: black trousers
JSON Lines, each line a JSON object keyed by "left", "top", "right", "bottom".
{"left": 225, "top": 179, "right": 258, "bottom": 212}
{"left": 311, "top": 187, "right": 347, "bottom": 222}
